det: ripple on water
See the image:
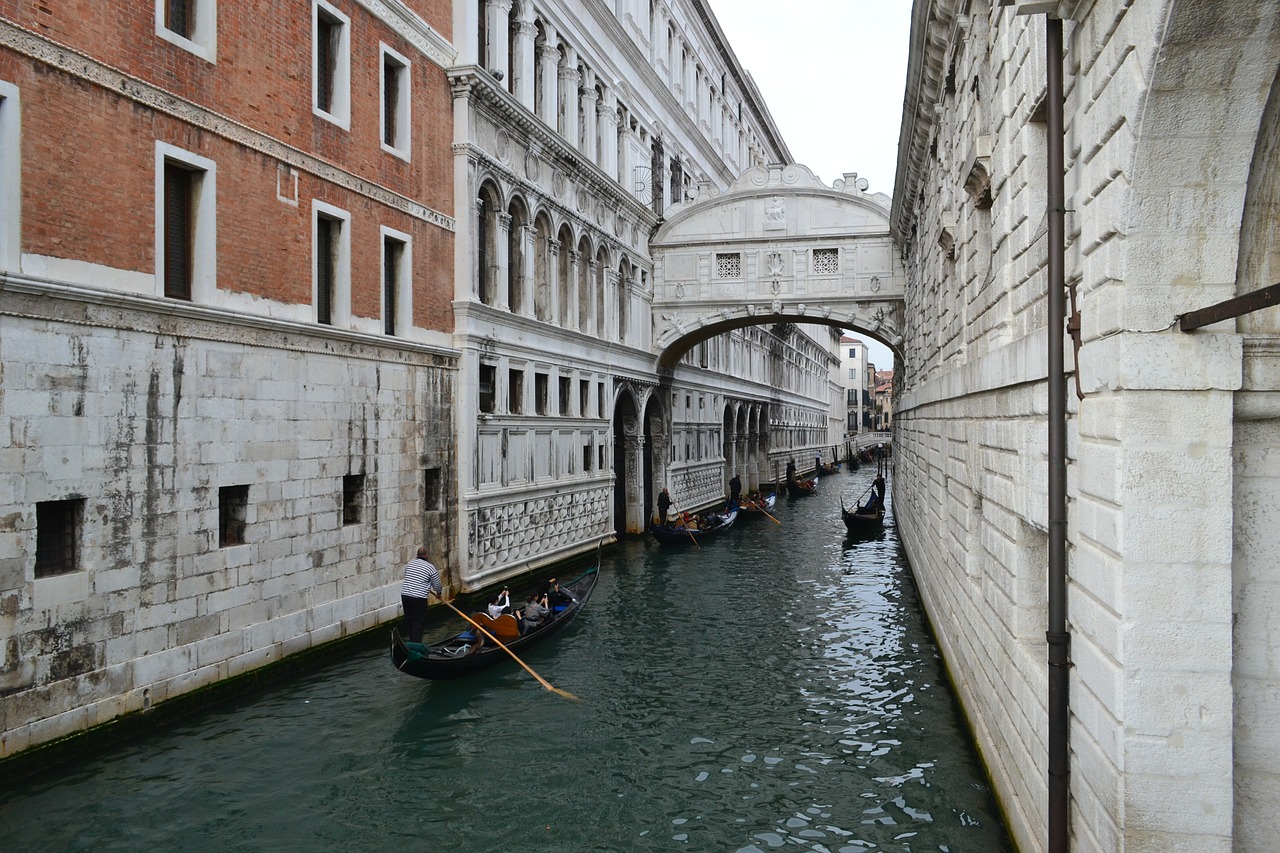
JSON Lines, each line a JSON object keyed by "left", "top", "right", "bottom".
{"left": 0, "top": 471, "right": 1012, "bottom": 852}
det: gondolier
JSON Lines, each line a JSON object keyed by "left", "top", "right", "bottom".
{"left": 401, "top": 546, "right": 441, "bottom": 643}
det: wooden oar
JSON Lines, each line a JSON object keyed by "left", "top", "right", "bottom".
{"left": 430, "top": 592, "right": 579, "bottom": 701}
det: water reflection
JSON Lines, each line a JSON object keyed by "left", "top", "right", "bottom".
{"left": 0, "top": 467, "right": 1012, "bottom": 852}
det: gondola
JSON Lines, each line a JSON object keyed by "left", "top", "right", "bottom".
{"left": 736, "top": 492, "right": 777, "bottom": 520}
{"left": 786, "top": 476, "right": 819, "bottom": 498}
{"left": 841, "top": 503, "right": 885, "bottom": 535}
{"left": 651, "top": 507, "right": 738, "bottom": 546}
{"left": 390, "top": 567, "right": 598, "bottom": 680}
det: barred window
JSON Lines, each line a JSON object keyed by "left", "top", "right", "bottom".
{"left": 715, "top": 252, "right": 741, "bottom": 279}
{"left": 35, "top": 499, "right": 82, "bottom": 578}
{"left": 812, "top": 248, "right": 839, "bottom": 274}
{"left": 342, "top": 474, "right": 364, "bottom": 525}
{"left": 219, "top": 485, "right": 249, "bottom": 547}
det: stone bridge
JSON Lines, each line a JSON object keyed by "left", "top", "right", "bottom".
{"left": 649, "top": 164, "right": 906, "bottom": 367}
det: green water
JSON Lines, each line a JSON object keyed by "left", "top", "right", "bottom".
{"left": 0, "top": 468, "right": 1013, "bottom": 852}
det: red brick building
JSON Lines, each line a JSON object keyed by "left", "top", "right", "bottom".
{"left": 0, "top": 1, "right": 457, "bottom": 757}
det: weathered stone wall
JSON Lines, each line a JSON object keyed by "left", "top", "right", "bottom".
{"left": 0, "top": 289, "right": 456, "bottom": 757}
{"left": 893, "top": 1, "right": 1280, "bottom": 850}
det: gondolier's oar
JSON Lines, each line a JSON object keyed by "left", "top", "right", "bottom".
{"left": 429, "top": 592, "right": 579, "bottom": 701}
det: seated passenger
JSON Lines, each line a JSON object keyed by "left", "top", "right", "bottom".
{"left": 521, "top": 592, "right": 550, "bottom": 632}
{"left": 487, "top": 588, "right": 511, "bottom": 619}
{"left": 546, "top": 578, "right": 573, "bottom": 608}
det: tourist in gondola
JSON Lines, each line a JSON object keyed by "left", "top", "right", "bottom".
{"left": 487, "top": 588, "right": 511, "bottom": 619}
{"left": 520, "top": 592, "right": 550, "bottom": 633}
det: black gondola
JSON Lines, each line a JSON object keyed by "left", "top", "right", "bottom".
{"left": 651, "top": 508, "right": 738, "bottom": 545}
{"left": 842, "top": 503, "right": 885, "bottom": 534}
{"left": 390, "top": 567, "right": 598, "bottom": 680}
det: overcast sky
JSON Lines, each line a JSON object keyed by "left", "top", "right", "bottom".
{"left": 710, "top": 0, "right": 912, "bottom": 369}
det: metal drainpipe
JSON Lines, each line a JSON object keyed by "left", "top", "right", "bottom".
{"left": 1044, "top": 15, "right": 1071, "bottom": 853}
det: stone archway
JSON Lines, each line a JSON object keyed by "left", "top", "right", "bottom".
{"left": 650, "top": 164, "right": 907, "bottom": 370}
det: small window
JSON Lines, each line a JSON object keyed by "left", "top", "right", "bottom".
{"left": 812, "top": 248, "right": 839, "bottom": 275}
{"left": 423, "top": 468, "right": 441, "bottom": 511}
{"left": 380, "top": 45, "right": 411, "bottom": 159}
{"left": 219, "top": 485, "right": 249, "bottom": 547}
{"left": 156, "top": 0, "right": 217, "bottom": 62}
{"left": 479, "top": 364, "right": 497, "bottom": 414}
{"left": 598, "top": 381, "right": 606, "bottom": 418}
{"left": 508, "top": 369, "right": 524, "bottom": 414}
{"left": 715, "top": 252, "right": 741, "bottom": 279}
{"left": 579, "top": 379, "right": 589, "bottom": 416}
{"left": 35, "top": 498, "right": 83, "bottom": 578}
{"left": 558, "top": 376, "right": 571, "bottom": 416}
{"left": 342, "top": 474, "right": 364, "bottom": 525}
{"left": 314, "top": 0, "right": 351, "bottom": 128}
{"left": 583, "top": 441, "right": 593, "bottom": 472}
{"left": 535, "top": 373, "right": 549, "bottom": 415}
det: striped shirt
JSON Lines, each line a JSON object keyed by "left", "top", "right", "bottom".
{"left": 401, "top": 557, "right": 441, "bottom": 599}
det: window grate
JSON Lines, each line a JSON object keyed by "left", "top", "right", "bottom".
{"left": 35, "top": 499, "right": 82, "bottom": 578}
{"left": 812, "top": 248, "right": 839, "bottom": 275}
{"left": 219, "top": 485, "right": 249, "bottom": 547}
{"left": 715, "top": 252, "right": 741, "bottom": 279}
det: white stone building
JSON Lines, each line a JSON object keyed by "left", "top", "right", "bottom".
{"left": 840, "top": 335, "right": 873, "bottom": 440}
{"left": 892, "top": 1, "right": 1280, "bottom": 850}
{"left": 449, "top": 0, "right": 840, "bottom": 586}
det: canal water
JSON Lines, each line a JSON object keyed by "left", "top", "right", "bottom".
{"left": 0, "top": 467, "right": 1013, "bottom": 852}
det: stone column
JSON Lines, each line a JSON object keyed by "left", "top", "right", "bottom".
{"left": 624, "top": 433, "right": 647, "bottom": 534}
{"left": 519, "top": 224, "right": 537, "bottom": 317}
{"left": 495, "top": 212, "right": 511, "bottom": 311}
{"left": 511, "top": 5, "right": 536, "bottom": 109}
{"left": 559, "top": 48, "right": 580, "bottom": 148}
{"left": 599, "top": 88, "right": 619, "bottom": 179}
{"left": 567, "top": 249, "right": 581, "bottom": 331}
{"left": 537, "top": 32, "right": 560, "bottom": 127}
{"left": 586, "top": 258, "right": 600, "bottom": 337}
{"left": 548, "top": 240, "right": 561, "bottom": 326}
{"left": 483, "top": 0, "right": 512, "bottom": 83}
{"left": 579, "top": 68, "right": 598, "bottom": 162}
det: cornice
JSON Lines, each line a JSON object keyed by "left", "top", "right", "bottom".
{"left": 0, "top": 272, "right": 460, "bottom": 365}
{"left": 0, "top": 19, "right": 455, "bottom": 232}
{"left": 890, "top": 0, "right": 963, "bottom": 246}
{"left": 352, "top": 0, "right": 455, "bottom": 70}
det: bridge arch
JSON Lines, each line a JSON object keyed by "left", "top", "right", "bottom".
{"left": 650, "top": 164, "right": 907, "bottom": 369}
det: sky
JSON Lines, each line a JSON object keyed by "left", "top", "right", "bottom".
{"left": 710, "top": 0, "right": 912, "bottom": 369}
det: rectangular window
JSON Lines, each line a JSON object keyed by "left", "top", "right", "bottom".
{"left": 218, "top": 485, "right": 249, "bottom": 547}
{"left": 156, "top": 0, "right": 216, "bottom": 62}
{"left": 508, "top": 369, "right": 524, "bottom": 414}
{"left": 812, "top": 248, "right": 839, "bottom": 275}
{"left": 559, "top": 376, "right": 571, "bottom": 416}
{"left": 382, "top": 232, "right": 409, "bottom": 336}
{"left": 583, "top": 441, "right": 593, "bottom": 472}
{"left": 423, "top": 468, "right": 441, "bottom": 511}
{"left": 598, "top": 381, "right": 606, "bottom": 418}
{"left": 342, "top": 474, "right": 364, "bottom": 525}
{"left": 35, "top": 498, "right": 83, "bottom": 578}
{"left": 380, "top": 45, "right": 411, "bottom": 159}
{"left": 314, "top": 1, "right": 351, "bottom": 128}
{"left": 579, "top": 379, "right": 589, "bottom": 417}
{"left": 156, "top": 143, "right": 216, "bottom": 302}
{"left": 313, "top": 201, "right": 350, "bottom": 326}
{"left": 715, "top": 252, "right": 741, "bottom": 279}
{"left": 163, "top": 162, "right": 194, "bottom": 300}
{"left": 316, "top": 216, "right": 335, "bottom": 325}
{"left": 0, "top": 84, "right": 19, "bottom": 271}
{"left": 479, "top": 364, "right": 497, "bottom": 413}
{"left": 535, "top": 373, "right": 549, "bottom": 415}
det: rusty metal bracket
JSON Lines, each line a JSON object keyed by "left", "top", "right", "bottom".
{"left": 1179, "top": 283, "right": 1280, "bottom": 331}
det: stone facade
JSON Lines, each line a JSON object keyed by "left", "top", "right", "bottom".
{"left": 1, "top": 1, "right": 456, "bottom": 757}
{"left": 892, "top": 1, "right": 1280, "bottom": 850}
{"left": 448, "top": 0, "right": 844, "bottom": 585}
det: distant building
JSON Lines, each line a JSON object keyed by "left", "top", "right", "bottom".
{"left": 839, "top": 335, "right": 873, "bottom": 436}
